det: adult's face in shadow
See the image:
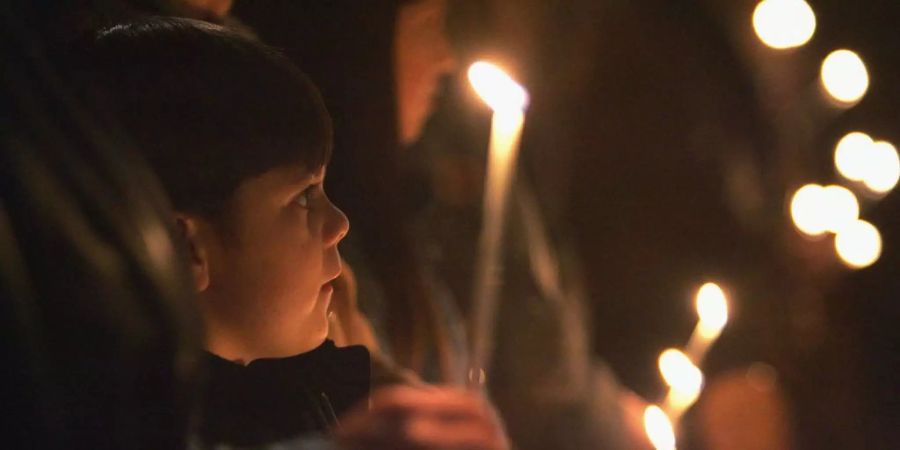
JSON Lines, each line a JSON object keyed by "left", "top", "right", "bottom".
{"left": 394, "top": 0, "right": 457, "bottom": 146}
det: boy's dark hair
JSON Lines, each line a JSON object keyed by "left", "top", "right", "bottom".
{"left": 77, "top": 17, "right": 332, "bottom": 218}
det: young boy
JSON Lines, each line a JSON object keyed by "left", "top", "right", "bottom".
{"left": 78, "top": 17, "right": 506, "bottom": 450}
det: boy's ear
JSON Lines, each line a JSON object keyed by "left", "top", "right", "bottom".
{"left": 175, "top": 214, "right": 211, "bottom": 293}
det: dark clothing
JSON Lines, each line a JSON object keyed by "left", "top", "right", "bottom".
{"left": 2, "top": 3, "right": 203, "bottom": 449}
{"left": 231, "top": 2, "right": 631, "bottom": 449}
{"left": 198, "top": 340, "right": 370, "bottom": 448}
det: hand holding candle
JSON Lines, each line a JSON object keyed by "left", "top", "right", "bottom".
{"left": 466, "top": 61, "right": 529, "bottom": 387}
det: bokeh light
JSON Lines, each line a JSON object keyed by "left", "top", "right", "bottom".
{"left": 834, "top": 132, "right": 874, "bottom": 182}
{"left": 821, "top": 49, "right": 869, "bottom": 104}
{"left": 821, "top": 185, "right": 859, "bottom": 233}
{"left": 644, "top": 405, "right": 676, "bottom": 450}
{"left": 835, "top": 219, "right": 882, "bottom": 269}
{"left": 752, "top": 0, "right": 816, "bottom": 49}
{"left": 695, "top": 283, "right": 729, "bottom": 338}
{"left": 468, "top": 61, "right": 529, "bottom": 112}
{"left": 659, "top": 349, "right": 704, "bottom": 411}
{"left": 790, "top": 184, "right": 828, "bottom": 236}
{"left": 863, "top": 141, "right": 900, "bottom": 194}
{"left": 659, "top": 349, "right": 703, "bottom": 391}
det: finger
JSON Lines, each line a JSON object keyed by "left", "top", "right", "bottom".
{"left": 368, "top": 386, "right": 486, "bottom": 417}
{"left": 336, "top": 394, "right": 507, "bottom": 450}
{"left": 338, "top": 416, "right": 503, "bottom": 450}
{"left": 397, "top": 414, "right": 507, "bottom": 450}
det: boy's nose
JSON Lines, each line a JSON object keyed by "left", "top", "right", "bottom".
{"left": 323, "top": 200, "right": 349, "bottom": 247}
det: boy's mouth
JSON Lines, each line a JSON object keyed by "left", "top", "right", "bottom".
{"left": 325, "top": 267, "right": 342, "bottom": 285}
{"left": 321, "top": 267, "right": 342, "bottom": 297}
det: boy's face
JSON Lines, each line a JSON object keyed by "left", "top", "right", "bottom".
{"left": 195, "top": 164, "right": 349, "bottom": 362}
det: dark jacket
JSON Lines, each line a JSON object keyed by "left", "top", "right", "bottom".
{"left": 197, "top": 340, "right": 370, "bottom": 448}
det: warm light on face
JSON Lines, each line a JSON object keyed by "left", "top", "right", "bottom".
{"left": 863, "top": 141, "right": 900, "bottom": 194}
{"left": 468, "top": 61, "right": 529, "bottom": 113}
{"left": 696, "top": 283, "right": 729, "bottom": 337}
{"left": 752, "top": 0, "right": 816, "bottom": 49}
{"left": 790, "top": 184, "right": 828, "bottom": 236}
{"left": 644, "top": 406, "right": 677, "bottom": 450}
{"left": 821, "top": 185, "right": 859, "bottom": 233}
{"left": 821, "top": 49, "right": 869, "bottom": 104}
{"left": 835, "top": 132, "right": 874, "bottom": 182}
{"left": 835, "top": 219, "right": 882, "bottom": 269}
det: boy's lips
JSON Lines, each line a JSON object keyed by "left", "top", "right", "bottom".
{"left": 324, "top": 271, "right": 341, "bottom": 285}
{"left": 324, "top": 264, "right": 342, "bottom": 284}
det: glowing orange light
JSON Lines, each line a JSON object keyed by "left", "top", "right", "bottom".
{"left": 659, "top": 349, "right": 703, "bottom": 412}
{"left": 821, "top": 185, "right": 859, "bottom": 233}
{"left": 752, "top": 0, "right": 816, "bottom": 49}
{"left": 864, "top": 141, "right": 900, "bottom": 194}
{"left": 834, "top": 132, "right": 874, "bottom": 182}
{"left": 790, "top": 184, "right": 828, "bottom": 236}
{"left": 835, "top": 219, "right": 882, "bottom": 269}
{"left": 468, "top": 61, "right": 529, "bottom": 113}
{"left": 644, "top": 405, "right": 677, "bottom": 450}
{"left": 696, "top": 283, "right": 729, "bottom": 338}
{"left": 821, "top": 49, "right": 869, "bottom": 104}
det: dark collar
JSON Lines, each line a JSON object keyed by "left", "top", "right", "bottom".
{"left": 199, "top": 340, "right": 370, "bottom": 447}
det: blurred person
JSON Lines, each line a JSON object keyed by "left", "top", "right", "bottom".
{"left": 233, "top": 1, "right": 651, "bottom": 449}
{"left": 483, "top": 1, "right": 801, "bottom": 449}
{"left": 2, "top": 2, "right": 202, "bottom": 449}
{"left": 74, "top": 16, "right": 507, "bottom": 450}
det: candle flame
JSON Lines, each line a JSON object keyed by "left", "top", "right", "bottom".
{"left": 752, "top": 0, "right": 816, "bottom": 50}
{"left": 644, "top": 405, "right": 677, "bottom": 450}
{"left": 864, "top": 141, "right": 900, "bottom": 194}
{"left": 658, "top": 349, "right": 704, "bottom": 402}
{"left": 821, "top": 185, "right": 860, "bottom": 233}
{"left": 790, "top": 184, "right": 828, "bottom": 236}
{"left": 468, "top": 61, "right": 529, "bottom": 113}
{"left": 821, "top": 49, "right": 869, "bottom": 104}
{"left": 696, "top": 282, "right": 728, "bottom": 338}
{"left": 834, "top": 132, "right": 874, "bottom": 182}
{"left": 835, "top": 219, "right": 882, "bottom": 269}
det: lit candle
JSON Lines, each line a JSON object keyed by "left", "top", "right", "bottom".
{"left": 658, "top": 348, "right": 704, "bottom": 421}
{"left": 643, "top": 405, "right": 677, "bottom": 450}
{"left": 466, "top": 61, "right": 529, "bottom": 386}
{"left": 685, "top": 282, "right": 729, "bottom": 365}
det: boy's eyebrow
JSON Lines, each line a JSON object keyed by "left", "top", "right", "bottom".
{"left": 288, "top": 166, "right": 326, "bottom": 187}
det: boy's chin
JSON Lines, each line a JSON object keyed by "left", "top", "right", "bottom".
{"left": 306, "top": 315, "right": 330, "bottom": 348}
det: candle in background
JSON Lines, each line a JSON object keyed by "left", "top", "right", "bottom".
{"left": 644, "top": 405, "right": 677, "bottom": 450}
{"left": 466, "top": 61, "right": 529, "bottom": 387}
{"left": 685, "top": 282, "right": 729, "bottom": 364}
{"left": 658, "top": 348, "right": 704, "bottom": 421}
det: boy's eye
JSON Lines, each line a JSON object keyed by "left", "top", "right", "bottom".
{"left": 293, "top": 184, "right": 318, "bottom": 208}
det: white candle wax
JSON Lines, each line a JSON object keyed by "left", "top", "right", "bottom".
{"left": 685, "top": 282, "right": 728, "bottom": 364}
{"left": 465, "top": 61, "right": 529, "bottom": 386}
{"left": 468, "top": 108, "right": 525, "bottom": 385}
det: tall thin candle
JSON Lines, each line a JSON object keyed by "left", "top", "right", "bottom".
{"left": 466, "top": 61, "right": 529, "bottom": 387}
{"left": 685, "top": 282, "right": 729, "bottom": 364}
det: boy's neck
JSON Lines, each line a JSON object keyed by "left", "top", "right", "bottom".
{"left": 204, "top": 332, "right": 327, "bottom": 366}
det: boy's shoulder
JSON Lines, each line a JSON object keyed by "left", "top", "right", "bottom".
{"left": 199, "top": 341, "right": 370, "bottom": 448}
